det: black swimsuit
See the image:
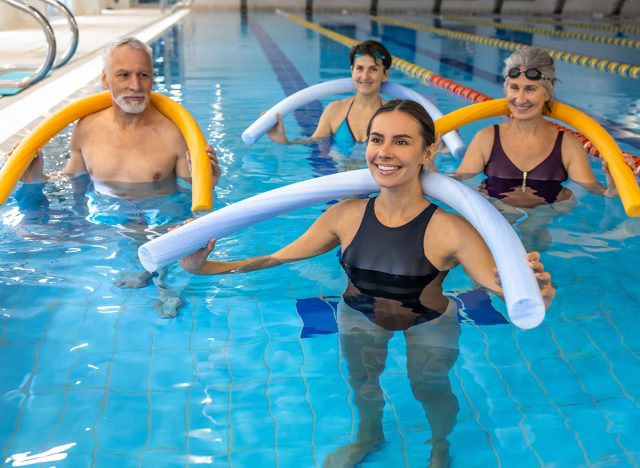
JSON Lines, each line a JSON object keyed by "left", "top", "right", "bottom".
{"left": 340, "top": 197, "right": 449, "bottom": 329}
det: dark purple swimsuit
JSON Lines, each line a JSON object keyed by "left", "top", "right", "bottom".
{"left": 482, "top": 125, "right": 568, "bottom": 204}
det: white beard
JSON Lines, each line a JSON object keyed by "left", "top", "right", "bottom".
{"left": 113, "top": 94, "right": 149, "bottom": 114}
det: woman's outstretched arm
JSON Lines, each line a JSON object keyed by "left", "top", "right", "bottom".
{"left": 179, "top": 200, "right": 349, "bottom": 275}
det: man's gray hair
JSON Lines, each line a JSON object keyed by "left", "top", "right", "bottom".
{"left": 503, "top": 46, "right": 557, "bottom": 105}
{"left": 102, "top": 37, "right": 153, "bottom": 71}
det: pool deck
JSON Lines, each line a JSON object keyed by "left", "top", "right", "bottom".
{"left": 0, "top": 7, "right": 190, "bottom": 149}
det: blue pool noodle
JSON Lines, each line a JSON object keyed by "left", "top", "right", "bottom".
{"left": 241, "top": 78, "right": 467, "bottom": 158}
{"left": 138, "top": 170, "right": 544, "bottom": 329}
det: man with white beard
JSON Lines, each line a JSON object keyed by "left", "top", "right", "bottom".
{"left": 60, "top": 37, "right": 219, "bottom": 195}
{"left": 16, "top": 38, "right": 219, "bottom": 315}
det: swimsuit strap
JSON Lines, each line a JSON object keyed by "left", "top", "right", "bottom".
{"left": 344, "top": 98, "right": 359, "bottom": 142}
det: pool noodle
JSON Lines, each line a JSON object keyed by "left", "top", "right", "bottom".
{"left": 0, "top": 91, "right": 213, "bottom": 212}
{"left": 434, "top": 98, "right": 640, "bottom": 217}
{"left": 241, "top": 78, "right": 467, "bottom": 158}
{"left": 138, "top": 169, "right": 545, "bottom": 330}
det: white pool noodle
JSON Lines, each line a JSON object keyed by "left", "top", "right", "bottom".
{"left": 138, "top": 170, "right": 544, "bottom": 329}
{"left": 241, "top": 78, "right": 466, "bottom": 158}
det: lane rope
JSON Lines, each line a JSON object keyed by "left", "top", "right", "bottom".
{"left": 373, "top": 16, "right": 640, "bottom": 79}
{"left": 280, "top": 12, "right": 640, "bottom": 170}
{"left": 442, "top": 15, "right": 640, "bottom": 49}
{"left": 525, "top": 16, "right": 640, "bottom": 35}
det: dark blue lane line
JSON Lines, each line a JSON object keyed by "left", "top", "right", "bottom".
{"left": 249, "top": 16, "right": 339, "bottom": 175}
{"left": 327, "top": 19, "right": 640, "bottom": 151}
{"left": 249, "top": 16, "right": 321, "bottom": 134}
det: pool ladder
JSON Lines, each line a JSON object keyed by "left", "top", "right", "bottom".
{"left": 0, "top": 0, "right": 79, "bottom": 93}
{"left": 159, "top": 0, "right": 195, "bottom": 13}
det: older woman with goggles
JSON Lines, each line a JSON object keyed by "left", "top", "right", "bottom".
{"left": 455, "top": 46, "right": 618, "bottom": 208}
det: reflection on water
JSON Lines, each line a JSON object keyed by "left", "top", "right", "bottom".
{"left": 5, "top": 174, "right": 193, "bottom": 318}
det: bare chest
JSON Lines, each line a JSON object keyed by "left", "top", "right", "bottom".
{"left": 81, "top": 131, "right": 179, "bottom": 183}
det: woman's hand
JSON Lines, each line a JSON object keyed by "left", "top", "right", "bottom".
{"left": 179, "top": 238, "right": 216, "bottom": 274}
{"left": 171, "top": 218, "right": 216, "bottom": 274}
{"left": 601, "top": 159, "right": 619, "bottom": 197}
{"left": 624, "top": 154, "right": 640, "bottom": 177}
{"left": 493, "top": 251, "right": 555, "bottom": 310}
{"left": 266, "top": 113, "right": 290, "bottom": 144}
{"left": 526, "top": 251, "right": 555, "bottom": 310}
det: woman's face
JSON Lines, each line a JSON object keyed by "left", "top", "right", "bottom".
{"left": 505, "top": 73, "right": 551, "bottom": 120}
{"left": 351, "top": 54, "right": 389, "bottom": 95}
{"left": 365, "top": 110, "right": 433, "bottom": 188}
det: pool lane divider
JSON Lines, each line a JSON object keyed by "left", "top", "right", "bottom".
{"left": 525, "top": 16, "right": 640, "bottom": 35}
{"left": 601, "top": 17, "right": 640, "bottom": 27}
{"left": 282, "top": 12, "right": 494, "bottom": 102}
{"left": 280, "top": 12, "right": 640, "bottom": 170}
{"left": 373, "top": 16, "right": 640, "bottom": 79}
{"left": 442, "top": 15, "right": 640, "bottom": 49}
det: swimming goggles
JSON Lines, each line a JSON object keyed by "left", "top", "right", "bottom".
{"left": 354, "top": 51, "right": 386, "bottom": 60}
{"left": 506, "top": 67, "right": 547, "bottom": 80}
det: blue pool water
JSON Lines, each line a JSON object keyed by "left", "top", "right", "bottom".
{"left": 1, "top": 10, "right": 640, "bottom": 467}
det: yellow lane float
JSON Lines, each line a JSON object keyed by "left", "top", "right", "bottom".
{"left": 434, "top": 98, "right": 640, "bottom": 218}
{"left": 0, "top": 91, "right": 212, "bottom": 212}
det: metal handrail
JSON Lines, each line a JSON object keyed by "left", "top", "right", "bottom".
{"left": 35, "top": 0, "right": 79, "bottom": 69}
{"left": 171, "top": 0, "right": 195, "bottom": 13}
{"left": 0, "top": 0, "right": 57, "bottom": 90}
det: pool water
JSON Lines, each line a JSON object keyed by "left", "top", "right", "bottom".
{"left": 1, "top": 10, "right": 640, "bottom": 467}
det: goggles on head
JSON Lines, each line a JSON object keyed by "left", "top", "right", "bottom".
{"left": 354, "top": 51, "right": 386, "bottom": 61}
{"left": 507, "top": 67, "right": 547, "bottom": 80}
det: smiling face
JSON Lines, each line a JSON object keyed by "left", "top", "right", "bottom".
{"left": 505, "top": 73, "right": 551, "bottom": 120}
{"left": 365, "top": 110, "right": 434, "bottom": 188}
{"left": 351, "top": 54, "right": 389, "bottom": 96}
{"left": 102, "top": 45, "right": 153, "bottom": 114}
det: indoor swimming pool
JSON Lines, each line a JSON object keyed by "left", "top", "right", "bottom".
{"left": 1, "top": 9, "right": 639, "bottom": 467}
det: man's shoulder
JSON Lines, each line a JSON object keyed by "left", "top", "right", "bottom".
{"left": 76, "top": 108, "right": 110, "bottom": 128}
{"left": 148, "top": 106, "right": 180, "bottom": 125}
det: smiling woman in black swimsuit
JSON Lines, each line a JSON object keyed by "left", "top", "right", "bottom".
{"left": 178, "top": 99, "right": 555, "bottom": 465}
{"left": 179, "top": 100, "right": 554, "bottom": 312}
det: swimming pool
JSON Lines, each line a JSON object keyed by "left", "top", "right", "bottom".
{"left": 1, "top": 9, "right": 639, "bottom": 467}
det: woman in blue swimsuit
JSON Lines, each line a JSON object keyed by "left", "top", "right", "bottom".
{"left": 266, "top": 40, "right": 391, "bottom": 149}
{"left": 179, "top": 100, "right": 555, "bottom": 464}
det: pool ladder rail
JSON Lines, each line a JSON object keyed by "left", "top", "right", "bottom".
{"left": 0, "top": 0, "right": 79, "bottom": 93}
{"left": 159, "top": 0, "right": 195, "bottom": 13}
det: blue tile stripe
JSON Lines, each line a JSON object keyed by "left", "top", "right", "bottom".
{"left": 249, "top": 16, "right": 323, "bottom": 137}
